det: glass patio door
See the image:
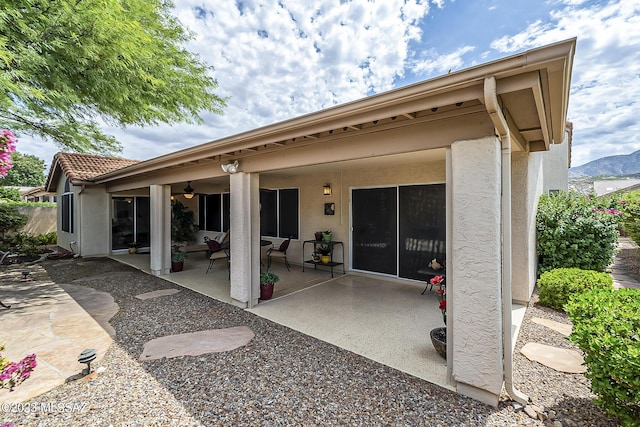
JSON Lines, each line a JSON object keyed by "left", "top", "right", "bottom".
{"left": 111, "top": 197, "right": 150, "bottom": 250}
{"left": 351, "top": 184, "right": 446, "bottom": 279}
{"left": 351, "top": 187, "right": 397, "bottom": 275}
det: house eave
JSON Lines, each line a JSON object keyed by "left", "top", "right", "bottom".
{"left": 92, "top": 38, "right": 575, "bottom": 185}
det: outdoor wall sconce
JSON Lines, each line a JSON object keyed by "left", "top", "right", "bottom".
{"left": 221, "top": 160, "right": 239, "bottom": 174}
{"left": 323, "top": 184, "right": 332, "bottom": 196}
{"left": 183, "top": 181, "right": 195, "bottom": 199}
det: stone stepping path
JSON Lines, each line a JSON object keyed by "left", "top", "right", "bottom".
{"left": 139, "top": 326, "right": 255, "bottom": 361}
{"left": 520, "top": 342, "right": 586, "bottom": 373}
{"left": 135, "top": 288, "right": 181, "bottom": 300}
{"left": 531, "top": 317, "right": 572, "bottom": 337}
{"left": 521, "top": 317, "right": 584, "bottom": 373}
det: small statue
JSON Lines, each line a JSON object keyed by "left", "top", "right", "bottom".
{"left": 428, "top": 258, "right": 442, "bottom": 270}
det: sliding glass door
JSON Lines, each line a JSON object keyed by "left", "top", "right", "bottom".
{"left": 351, "top": 184, "right": 445, "bottom": 279}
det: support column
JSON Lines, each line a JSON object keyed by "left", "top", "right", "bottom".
{"left": 150, "top": 184, "right": 171, "bottom": 276}
{"left": 450, "top": 136, "right": 504, "bottom": 406}
{"left": 229, "top": 172, "right": 260, "bottom": 308}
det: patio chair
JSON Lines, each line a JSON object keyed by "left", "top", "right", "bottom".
{"left": 267, "top": 237, "right": 291, "bottom": 272}
{"left": 206, "top": 248, "right": 230, "bottom": 278}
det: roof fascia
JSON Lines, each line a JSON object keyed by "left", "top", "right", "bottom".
{"left": 94, "top": 38, "right": 576, "bottom": 184}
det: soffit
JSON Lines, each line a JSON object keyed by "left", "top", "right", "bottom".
{"left": 94, "top": 38, "right": 575, "bottom": 189}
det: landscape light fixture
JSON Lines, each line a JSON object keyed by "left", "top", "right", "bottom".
{"left": 183, "top": 181, "right": 195, "bottom": 199}
{"left": 221, "top": 160, "right": 239, "bottom": 174}
{"left": 323, "top": 184, "right": 332, "bottom": 196}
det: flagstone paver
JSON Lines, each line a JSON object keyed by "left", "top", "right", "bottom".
{"left": 531, "top": 317, "right": 572, "bottom": 337}
{"left": 135, "top": 288, "right": 181, "bottom": 300}
{"left": 520, "top": 342, "right": 586, "bottom": 374}
{"left": 139, "top": 326, "right": 255, "bottom": 361}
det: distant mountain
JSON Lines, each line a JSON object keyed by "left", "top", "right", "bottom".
{"left": 569, "top": 150, "right": 640, "bottom": 177}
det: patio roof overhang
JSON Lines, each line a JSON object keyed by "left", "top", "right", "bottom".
{"left": 94, "top": 38, "right": 575, "bottom": 192}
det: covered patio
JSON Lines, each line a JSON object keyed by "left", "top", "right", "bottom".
{"left": 112, "top": 252, "right": 526, "bottom": 391}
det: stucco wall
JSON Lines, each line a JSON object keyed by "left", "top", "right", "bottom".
{"left": 79, "top": 186, "right": 111, "bottom": 257}
{"left": 450, "top": 136, "right": 503, "bottom": 405}
{"left": 54, "top": 174, "right": 77, "bottom": 253}
{"left": 511, "top": 152, "right": 544, "bottom": 303}
{"left": 17, "top": 206, "right": 56, "bottom": 236}
{"left": 258, "top": 154, "right": 447, "bottom": 269}
{"left": 542, "top": 133, "right": 569, "bottom": 192}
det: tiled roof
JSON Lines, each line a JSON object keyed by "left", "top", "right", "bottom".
{"left": 54, "top": 152, "right": 140, "bottom": 182}
{"left": 45, "top": 152, "right": 140, "bottom": 192}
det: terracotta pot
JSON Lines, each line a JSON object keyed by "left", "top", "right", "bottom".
{"left": 171, "top": 261, "right": 184, "bottom": 272}
{"left": 430, "top": 327, "right": 447, "bottom": 359}
{"left": 260, "top": 283, "right": 274, "bottom": 300}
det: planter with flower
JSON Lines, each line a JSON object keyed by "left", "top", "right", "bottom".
{"left": 430, "top": 276, "right": 447, "bottom": 359}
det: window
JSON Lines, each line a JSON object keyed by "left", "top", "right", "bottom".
{"left": 61, "top": 179, "right": 74, "bottom": 233}
{"left": 198, "top": 193, "right": 230, "bottom": 232}
{"left": 260, "top": 188, "right": 299, "bottom": 239}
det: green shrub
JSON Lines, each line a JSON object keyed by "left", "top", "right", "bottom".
{"left": 537, "top": 268, "right": 613, "bottom": 310}
{"left": 536, "top": 191, "right": 622, "bottom": 273}
{"left": 0, "top": 204, "right": 28, "bottom": 239}
{"left": 565, "top": 288, "right": 640, "bottom": 425}
{"left": 37, "top": 231, "right": 57, "bottom": 245}
{"left": 620, "top": 190, "right": 640, "bottom": 246}
{"left": 11, "top": 232, "right": 43, "bottom": 257}
{"left": 0, "top": 187, "right": 21, "bottom": 202}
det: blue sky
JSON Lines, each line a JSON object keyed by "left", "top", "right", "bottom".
{"left": 25, "top": 0, "right": 640, "bottom": 168}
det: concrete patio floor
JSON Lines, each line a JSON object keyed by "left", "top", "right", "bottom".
{"left": 113, "top": 252, "right": 527, "bottom": 391}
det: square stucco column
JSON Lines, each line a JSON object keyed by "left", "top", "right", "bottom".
{"left": 450, "top": 136, "right": 504, "bottom": 406}
{"left": 229, "top": 172, "right": 260, "bottom": 308}
{"left": 149, "top": 184, "right": 171, "bottom": 276}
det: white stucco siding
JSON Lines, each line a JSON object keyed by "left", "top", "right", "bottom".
{"left": 54, "top": 173, "right": 77, "bottom": 253}
{"left": 78, "top": 186, "right": 111, "bottom": 257}
{"left": 543, "top": 132, "right": 570, "bottom": 192}
{"left": 511, "top": 152, "right": 544, "bottom": 303}
{"left": 450, "top": 137, "right": 504, "bottom": 401}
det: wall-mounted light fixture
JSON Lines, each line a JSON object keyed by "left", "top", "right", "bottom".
{"left": 323, "top": 184, "right": 332, "bottom": 196}
{"left": 221, "top": 160, "right": 239, "bottom": 174}
{"left": 183, "top": 181, "right": 195, "bottom": 199}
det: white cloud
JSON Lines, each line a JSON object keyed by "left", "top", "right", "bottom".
{"left": 114, "top": 0, "right": 431, "bottom": 160}
{"left": 490, "top": 0, "right": 640, "bottom": 166}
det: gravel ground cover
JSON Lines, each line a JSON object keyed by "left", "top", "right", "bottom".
{"left": 3, "top": 256, "right": 623, "bottom": 426}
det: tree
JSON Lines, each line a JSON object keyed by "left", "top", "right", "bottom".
{"left": 0, "top": 0, "right": 227, "bottom": 155}
{"left": 0, "top": 151, "right": 46, "bottom": 186}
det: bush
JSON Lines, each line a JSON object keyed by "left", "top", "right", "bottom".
{"left": 0, "top": 187, "right": 21, "bottom": 202}
{"left": 620, "top": 190, "right": 640, "bottom": 246}
{"left": 0, "top": 204, "right": 27, "bottom": 239}
{"left": 37, "top": 231, "right": 57, "bottom": 245}
{"left": 11, "top": 232, "right": 43, "bottom": 257}
{"left": 537, "top": 268, "right": 613, "bottom": 310}
{"left": 536, "top": 191, "right": 622, "bottom": 273}
{"left": 565, "top": 288, "right": 640, "bottom": 425}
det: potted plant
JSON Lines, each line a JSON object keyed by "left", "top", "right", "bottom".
{"left": 128, "top": 241, "right": 139, "bottom": 254}
{"left": 314, "top": 231, "right": 324, "bottom": 241}
{"left": 317, "top": 245, "right": 331, "bottom": 264}
{"left": 430, "top": 279, "right": 447, "bottom": 359}
{"left": 322, "top": 230, "right": 332, "bottom": 242}
{"left": 171, "top": 201, "right": 199, "bottom": 245}
{"left": 260, "top": 271, "right": 279, "bottom": 300}
{"left": 171, "top": 251, "right": 188, "bottom": 272}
